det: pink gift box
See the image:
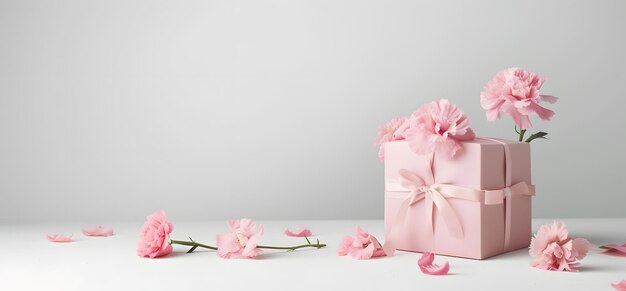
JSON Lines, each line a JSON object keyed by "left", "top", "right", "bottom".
{"left": 383, "top": 138, "right": 534, "bottom": 259}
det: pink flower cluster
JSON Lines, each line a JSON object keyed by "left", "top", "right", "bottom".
{"left": 375, "top": 100, "right": 475, "bottom": 160}
{"left": 480, "top": 67, "right": 557, "bottom": 130}
{"left": 375, "top": 116, "right": 408, "bottom": 160}
{"left": 529, "top": 222, "right": 590, "bottom": 271}
{"left": 337, "top": 226, "right": 386, "bottom": 259}
{"left": 216, "top": 219, "right": 264, "bottom": 259}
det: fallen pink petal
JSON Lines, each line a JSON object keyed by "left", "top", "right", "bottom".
{"left": 284, "top": 226, "right": 312, "bottom": 237}
{"left": 612, "top": 280, "right": 626, "bottom": 291}
{"left": 601, "top": 243, "right": 626, "bottom": 256}
{"left": 418, "top": 252, "right": 450, "bottom": 275}
{"left": 47, "top": 234, "right": 73, "bottom": 243}
{"left": 82, "top": 226, "right": 114, "bottom": 237}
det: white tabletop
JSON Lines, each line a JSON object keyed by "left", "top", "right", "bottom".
{"left": 1, "top": 219, "right": 624, "bottom": 291}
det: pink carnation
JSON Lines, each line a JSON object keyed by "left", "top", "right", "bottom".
{"left": 405, "top": 99, "right": 475, "bottom": 159}
{"left": 480, "top": 67, "right": 558, "bottom": 130}
{"left": 375, "top": 116, "right": 409, "bottom": 160}
{"left": 216, "top": 219, "right": 264, "bottom": 259}
{"left": 137, "top": 210, "right": 173, "bottom": 258}
{"left": 529, "top": 222, "right": 590, "bottom": 271}
{"left": 337, "top": 225, "right": 386, "bottom": 260}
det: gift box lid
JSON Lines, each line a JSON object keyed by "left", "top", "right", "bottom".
{"left": 384, "top": 138, "right": 531, "bottom": 192}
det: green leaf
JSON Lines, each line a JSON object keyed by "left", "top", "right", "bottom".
{"left": 187, "top": 246, "right": 198, "bottom": 253}
{"left": 525, "top": 132, "right": 549, "bottom": 143}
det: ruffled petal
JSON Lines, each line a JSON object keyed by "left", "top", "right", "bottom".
{"left": 540, "top": 95, "right": 558, "bottom": 104}
{"left": 350, "top": 242, "right": 375, "bottom": 260}
{"left": 370, "top": 236, "right": 387, "bottom": 258}
{"left": 418, "top": 252, "right": 450, "bottom": 275}
{"left": 571, "top": 238, "right": 590, "bottom": 260}
{"left": 284, "top": 226, "right": 312, "bottom": 237}
{"left": 216, "top": 233, "right": 241, "bottom": 258}
{"left": 242, "top": 225, "right": 264, "bottom": 258}
{"left": 434, "top": 138, "right": 462, "bottom": 160}
{"left": 82, "top": 226, "right": 114, "bottom": 237}
{"left": 47, "top": 234, "right": 73, "bottom": 243}
{"left": 611, "top": 280, "right": 626, "bottom": 291}
{"left": 337, "top": 236, "right": 354, "bottom": 256}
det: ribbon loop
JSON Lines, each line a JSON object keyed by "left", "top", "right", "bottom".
{"left": 429, "top": 188, "right": 464, "bottom": 238}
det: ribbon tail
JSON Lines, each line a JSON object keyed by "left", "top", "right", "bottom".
{"left": 425, "top": 193, "right": 435, "bottom": 251}
{"left": 430, "top": 190, "right": 464, "bottom": 239}
{"left": 383, "top": 199, "right": 410, "bottom": 256}
{"left": 504, "top": 188, "right": 512, "bottom": 250}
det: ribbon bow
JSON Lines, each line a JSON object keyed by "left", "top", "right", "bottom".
{"left": 383, "top": 159, "right": 485, "bottom": 256}
{"left": 398, "top": 169, "right": 467, "bottom": 239}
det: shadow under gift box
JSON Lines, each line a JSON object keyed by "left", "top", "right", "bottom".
{"left": 383, "top": 138, "right": 532, "bottom": 260}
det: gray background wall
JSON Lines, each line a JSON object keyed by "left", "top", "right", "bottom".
{"left": 1, "top": 0, "right": 624, "bottom": 222}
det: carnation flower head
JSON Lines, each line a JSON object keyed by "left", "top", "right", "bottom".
{"left": 137, "top": 210, "right": 173, "bottom": 258}
{"left": 375, "top": 116, "right": 409, "bottom": 160}
{"left": 216, "top": 219, "right": 264, "bottom": 259}
{"left": 480, "top": 67, "right": 558, "bottom": 130}
{"left": 337, "top": 225, "right": 386, "bottom": 259}
{"left": 405, "top": 99, "right": 475, "bottom": 159}
{"left": 529, "top": 222, "right": 590, "bottom": 271}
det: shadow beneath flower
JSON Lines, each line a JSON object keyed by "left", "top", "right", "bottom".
{"left": 255, "top": 248, "right": 326, "bottom": 260}
{"left": 578, "top": 264, "right": 620, "bottom": 273}
{"left": 599, "top": 251, "right": 626, "bottom": 257}
{"left": 166, "top": 250, "right": 215, "bottom": 259}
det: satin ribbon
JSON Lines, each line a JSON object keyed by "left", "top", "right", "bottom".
{"left": 383, "top": 141, "right": 535, "bottom": 256}
{"left": 477, "top": 137, "right": 535, "bottom": 249}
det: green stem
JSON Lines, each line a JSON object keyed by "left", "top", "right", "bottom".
{"left": 257, "top": 243, "right": 326, "bottom": 251}
{"left": 518, "top": 129, "right": 526, "bottom": 142}
{"left": 170, "top": 239, "right": 217, "bottom": 250}
{"left": 170, "top": 236, "right": 326, "bottom": 253}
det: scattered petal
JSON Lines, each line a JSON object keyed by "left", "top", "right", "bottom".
{"left": 418, "top": 252, "right": 450, "bottom": 275}
{"left": 47, "top": 234, "right": 73, "bottom": 243}
{"left": 612, "top": 280, "right": 626, "bottom": 291}
{"left": 82, "top": 226, "right": 114, "bottom": 237}
{"left": 284, "top": 226, "right": 312, "bottom": 237}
